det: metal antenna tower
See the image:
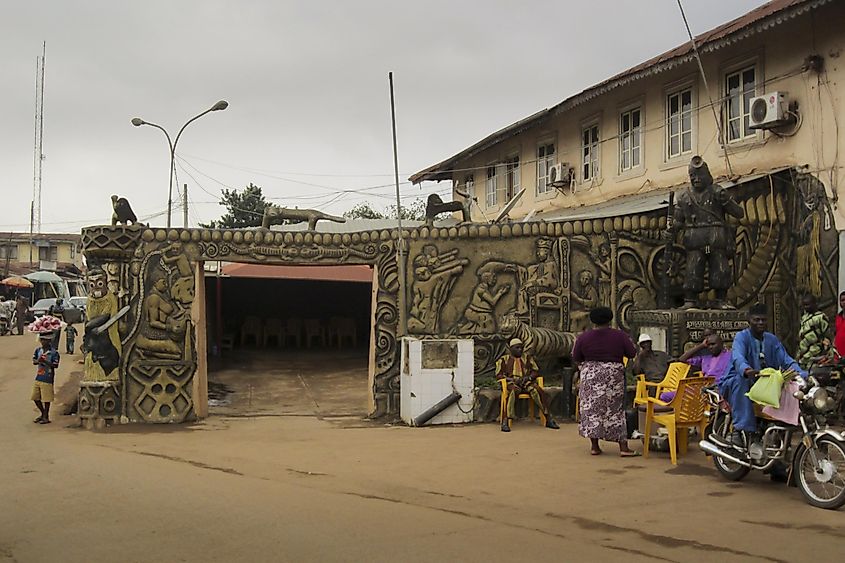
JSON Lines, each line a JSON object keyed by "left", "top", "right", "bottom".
{"left": 32, "top": 41, "right": 46, "bottom": 235}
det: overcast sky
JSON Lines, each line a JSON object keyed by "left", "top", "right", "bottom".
{"left": 1, "top": 0, "right": 768, "bottom": 233}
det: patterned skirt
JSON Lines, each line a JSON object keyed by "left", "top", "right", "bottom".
{"left": 578, "top": 361, "right": 626, "bottom": 441}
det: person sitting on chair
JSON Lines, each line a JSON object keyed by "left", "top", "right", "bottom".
{"left": 496, "top": 338, "right": 559, "bottom": 432}
{"left": 630, "top": 334, "right": 670, "bottom": 383}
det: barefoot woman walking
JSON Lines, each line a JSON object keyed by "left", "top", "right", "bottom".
{"left": 573, "top": 306, "right": 639, "bottom": 456}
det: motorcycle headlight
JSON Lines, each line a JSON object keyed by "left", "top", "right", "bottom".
{"left": 806, "top": 387, "right": 831, "bottom": 412}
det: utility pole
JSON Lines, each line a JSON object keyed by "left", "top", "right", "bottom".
{"left": 388, "top": 72, "right": 407, "bottom": 337}
{"left": 183, "top": 183, "right": 188, "bottom": 228}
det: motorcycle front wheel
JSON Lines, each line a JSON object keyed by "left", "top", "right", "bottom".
{"left": 709, "top": 411, "right": 751, "bottom": 481}
{"left": 796, "top": 436, "right": 845, "bottom": 510}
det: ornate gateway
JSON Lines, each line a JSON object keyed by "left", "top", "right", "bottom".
{"left": 80, "top": 169, "right": 837, "bottom": 425}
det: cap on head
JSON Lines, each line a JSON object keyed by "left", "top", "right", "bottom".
{"left": 638, "top": 333, "right": 652, "bottom": 344}
{"left": 509, "top": 338, "right": 523, "bottom": 347}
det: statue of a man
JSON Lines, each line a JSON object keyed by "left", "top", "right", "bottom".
{"left": 671, "top": 156, "right": 744, "bottom": 309}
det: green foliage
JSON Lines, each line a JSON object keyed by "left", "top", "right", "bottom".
{"left": 342, "top": 197, "right": 426, "bottom": 221}
{"left": 200, "top": 183, "right": 266, "bottom": 229}
{"left": 343, "top": 202, "right": 385, "bottom": 220}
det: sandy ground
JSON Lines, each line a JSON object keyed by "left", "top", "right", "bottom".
{"left": 2, "top": 334, "right": 845, "bottom": 563}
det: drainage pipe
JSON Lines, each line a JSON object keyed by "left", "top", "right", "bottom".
{"left": 412, "top": 392, "right": 462, "bottom": 427}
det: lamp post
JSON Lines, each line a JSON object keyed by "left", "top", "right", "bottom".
{"left": 131, "top": 100, "right": 228, "bottom": 228}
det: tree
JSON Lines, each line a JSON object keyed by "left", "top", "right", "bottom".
{"left": 342, "top": 198, "right": 427, "bottom": 221}
{"left": 343, "top": 202, "right": 385, "bottom": 220}
{"left": 200, "top": 183, "right": 267, "bottom": 229}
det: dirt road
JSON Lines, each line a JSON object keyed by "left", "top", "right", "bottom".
{"left": 1, "top": 334, "right": 843, "bottom": 562}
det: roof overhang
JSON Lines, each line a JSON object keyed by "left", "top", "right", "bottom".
{"left": 535, "top": 168, "right": 793, "bottom": 222}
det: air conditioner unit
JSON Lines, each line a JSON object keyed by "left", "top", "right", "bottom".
{"left": 749, "top": 91, "right": 788, "bottom": 129}
{"left": 549, "top": 163, "right": 574, "bottom": 195}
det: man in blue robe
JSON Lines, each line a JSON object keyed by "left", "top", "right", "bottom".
{"left": 720, "top": 303, "right": 806, "bottom": 448}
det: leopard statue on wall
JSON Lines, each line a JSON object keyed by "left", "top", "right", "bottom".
{"left": 500, "top": 314, "right": 575, "bottom": 359}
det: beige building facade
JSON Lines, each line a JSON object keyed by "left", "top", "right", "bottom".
{"left": 0, "top": 232, "right": 83, "bottom": 273}
{"left": 412, "top": 0, "right": 844, "bottom": 283}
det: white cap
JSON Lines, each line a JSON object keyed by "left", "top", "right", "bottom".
{"left": 637, "top": 333, "right": 652, "bottom": 344}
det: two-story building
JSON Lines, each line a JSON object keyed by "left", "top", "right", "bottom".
{"left": 0, "top": 231, "right": 84, "bottom": 277}
{"left": 412, "top": 0, "right": 844, "bottom": 292}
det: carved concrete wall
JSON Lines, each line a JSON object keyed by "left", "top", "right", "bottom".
{"left": 80, "top": 169, "right": 837, "bottom": 422}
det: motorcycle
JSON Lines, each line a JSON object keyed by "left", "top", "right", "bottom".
{"left": 699, "top": 370, "right": 845, "bottom": 510}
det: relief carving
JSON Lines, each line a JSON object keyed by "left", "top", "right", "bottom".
{"left": 408, "top": 245, "right": 468, "bottom": 334}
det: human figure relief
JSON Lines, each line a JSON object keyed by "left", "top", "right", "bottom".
{"left": 514, "top": 238, "right": 560, "bottom": 316}
{"left": 136, "top": 275, "right": 186, "bottom": 360}
{"left": 161, "top": 242, "right": 195, "bottom": 305}
{"left": 457, "top": 263, "right": 512, "bottom": 334}
{"left": 407, "top": 245, "right": 469, "bottom": 334}
{"left": 83, "top": 268, "right": 122, "bottom": 382}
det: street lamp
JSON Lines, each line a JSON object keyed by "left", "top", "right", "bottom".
{"left": 131, "top": 100, "right": 229, "bottom": 228}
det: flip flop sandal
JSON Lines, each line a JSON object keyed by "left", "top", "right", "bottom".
{"left": 38, "top": 419, "right": 51, "bottom": 424}
{"left": 33, "top": 417, "right": 44, "bottom": 423}
{"left": 590, "top": 449, "right": 603, "bottom": 456}
{"left": 619, "top": 451, "right": 642, "bottom": 458}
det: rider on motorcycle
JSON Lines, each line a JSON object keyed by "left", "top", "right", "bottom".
{"left": 720, "top": 302, "right": 807, "bottom": 448}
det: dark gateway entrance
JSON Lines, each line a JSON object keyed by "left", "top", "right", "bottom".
{"left": 204, "top": 264, "right": 373, "bottom": 417}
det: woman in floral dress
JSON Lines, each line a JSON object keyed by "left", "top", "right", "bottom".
{"left": 573, "top": 306, "right": 639, "bottom": 456}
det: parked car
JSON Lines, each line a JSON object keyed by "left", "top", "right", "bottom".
{"left": 68, "top": 296, "right": 88, "bottom": 322}
{"left": 28, "top": 298, "right": 86, "bottom": 324}
{"left": 28, "top": 298, "right": 57, "bottom": 319}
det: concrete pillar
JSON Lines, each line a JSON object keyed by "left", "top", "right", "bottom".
{"left": 191, "top": 261, "right": 208, "bottom": 418}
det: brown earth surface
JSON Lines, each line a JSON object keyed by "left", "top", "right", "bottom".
{"left": 2, "top": 333, "right": 844, "bottom": 562}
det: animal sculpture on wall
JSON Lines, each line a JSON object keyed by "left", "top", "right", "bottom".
{"left": 500, "top": 314, "right": 574, "bottom": 359}
{"left": 425, "top": 186, "right": 473, "bottom": 225}
{"left": 261, "top": 205, "right": 346, "bottom": 231}
{"left": 83, "top": 306, "right": 130, "bottom": 376}
{"left": 111, "top": 195, "right": 138, "bottom": 226}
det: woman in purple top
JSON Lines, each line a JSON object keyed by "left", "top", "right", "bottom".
{"left": 573, "top": 307, "right": 639, "bottom": 456}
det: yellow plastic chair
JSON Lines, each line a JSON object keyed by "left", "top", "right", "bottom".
{"left": 499, "top": 377, "right": 546, "bottom": 428}
{"left": 643, "top": 376, "right": 715, "bottom": 465}
{"left": 633, "top": 361, "right": 691, "bottom": 407}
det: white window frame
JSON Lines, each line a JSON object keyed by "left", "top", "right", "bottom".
{"left": 724, "top": 62, "right": 758, "bottom": 143}
{"left": 666, "top": 87, "right": 693, "bottom": 160}
{"left": 618, "top": 106, "right": 642, "bottom": 173}
{"left": 485, "top": 165, "right": 498, "bottom": 208}
{"left": 536, "top": 142, "right": 555, "bottom": 195}
{"left": 504, "top": 155, "right": 520, "bottom": 202}
{"left": 0, "top": 245, "right": 17, "bottom": 260}
{"left": 581, "top": 123, "right": 600, "bottom": 182}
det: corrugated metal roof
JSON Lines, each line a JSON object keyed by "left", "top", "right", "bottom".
{"left": 536, "top": 168, "right": 792, "bottom": 222}
{"left": 0, "top": 232, "right": 81, "bottom": 243}
{"left": 218, "top": 263, "right": 373, "bottom": 283}
{"left": 410, "top": 0, "right": 830, "bottom": 184}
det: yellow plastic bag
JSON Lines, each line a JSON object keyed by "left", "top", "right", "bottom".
{"left": 745, "top": 368, "right": 785, "bottom": 408}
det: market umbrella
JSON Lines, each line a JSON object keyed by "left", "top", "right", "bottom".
{"left": 1, "top": 276, "right": 34, "bottom": 288}
{"left": 24, "top": 271, "right": 62, "bottom": 283}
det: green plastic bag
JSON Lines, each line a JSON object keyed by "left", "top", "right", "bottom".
{"left": 746, "top": 368, "right": 785, "bottom": 408}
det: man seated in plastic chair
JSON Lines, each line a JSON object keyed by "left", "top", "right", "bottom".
{"left": 496, "top": 338, "right": 559, "bottom": 432}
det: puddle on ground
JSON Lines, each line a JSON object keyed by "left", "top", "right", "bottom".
{"left": 208, "top": 381, "right": 233, "bottom": 406}
{"left": 664, "top": 464, "right": 711, "bottom": 476}
{"left": 706, "top": 491, "right": 733, "bottom": 497}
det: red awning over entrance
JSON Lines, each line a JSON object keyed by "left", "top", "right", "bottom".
{"left": 220, "top": 263, "right": 373, "bottom": 283}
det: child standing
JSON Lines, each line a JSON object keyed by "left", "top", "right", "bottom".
{"left": 65, "top": 324, "right": 78, "bottom": 355}
{"left": 31, "top": 332, "right": 60, "bottom": 424}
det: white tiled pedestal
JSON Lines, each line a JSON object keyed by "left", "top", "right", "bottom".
{"left": 400, "top": 338, "right": 474, "bottom": 426}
